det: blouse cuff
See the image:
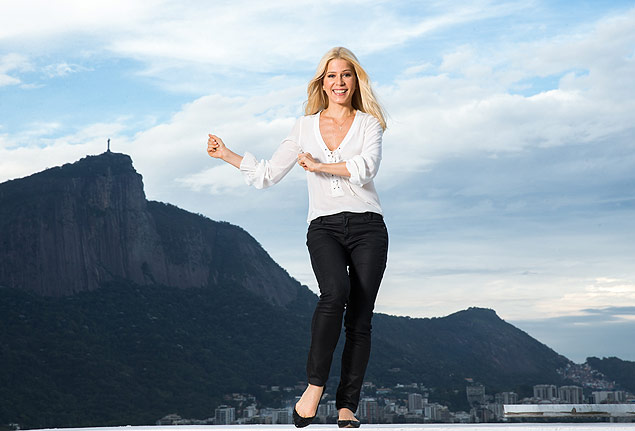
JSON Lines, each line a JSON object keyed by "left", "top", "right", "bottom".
{"left": 239, "top": 151, "right": 260, "bottom": 187}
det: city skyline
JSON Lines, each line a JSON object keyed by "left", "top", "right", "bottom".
{"left": 1, "top": 1, "right": 635, "bottom": 362}
{"left": 160, "top": 378, "right": 634, "bottom": 425}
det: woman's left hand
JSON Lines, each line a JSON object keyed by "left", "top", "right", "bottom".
{"left": 298, "top": 152, "right": 321, "bottom": 172}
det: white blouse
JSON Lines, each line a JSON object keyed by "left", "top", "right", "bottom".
{"left": 239, "top": 110, "right": 384, "bottom": 223}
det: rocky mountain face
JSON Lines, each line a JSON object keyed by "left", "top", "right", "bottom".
{"left": 0, "top": 152, "right": 301, "bottom": 306}
{"left": 0, "top": 153, "right": 575, "bottom": 428}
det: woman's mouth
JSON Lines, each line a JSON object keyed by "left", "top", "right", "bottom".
{"left": 333, "top": 89, "right": 347, "bottom": 95}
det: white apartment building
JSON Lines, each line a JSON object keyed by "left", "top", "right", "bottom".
{"left": 533, "top": 384, "right": 558, "bottom": 401}
{"left": 558, "top": 385, "right": 584, "bottom": 403}
{"left": 214, "top": 405, "right": 235, "bottom": 425}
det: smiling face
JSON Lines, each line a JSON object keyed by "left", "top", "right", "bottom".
{"left": 322, "top": 58, "right": 357, "bottom": 108}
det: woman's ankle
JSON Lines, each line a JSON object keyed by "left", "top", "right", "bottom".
{"left": 338, "top": 408, "right": 357, "bottom": 420}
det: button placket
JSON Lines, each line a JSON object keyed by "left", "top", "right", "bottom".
{"left": 324, "top": 146, "right": 344, "bottom": 197}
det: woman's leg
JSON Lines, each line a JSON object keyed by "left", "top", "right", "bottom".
{"left": 305, "top": 220, "right": 350, "bottom": 386}
{"left": 336, "top": 216, "right": 388, "bottom": 414}
{"left": 296, "top": 218, "right": 351, "bottom": 419}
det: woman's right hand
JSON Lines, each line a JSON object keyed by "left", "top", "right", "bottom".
{"left": 207, "top": 134, "right": 227, "bottom": 159}
{"left": 206, "top": 133, "right": 243, "bottom": 169}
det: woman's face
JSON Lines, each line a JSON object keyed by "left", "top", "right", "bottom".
{"left": 322, "top": 58, "right": 356, "bottom": 107}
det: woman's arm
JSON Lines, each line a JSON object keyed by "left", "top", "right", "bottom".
{"left": 345, "top": 117, "right": 383, "bottom": 186}
{"left": 207, "top": 131, "right": 301, "bottom": 189}
{"left": 297, "top": 153, "right": 350, "bottom": 177}
{"left": 207, "top": 134, "right": 243, "bottom": 168}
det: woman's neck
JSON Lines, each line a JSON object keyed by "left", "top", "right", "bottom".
{"left": 322, "top": 104, "right": 355, "bottom": 120}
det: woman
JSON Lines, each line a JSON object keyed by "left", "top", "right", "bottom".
{"left": 207, "top": 47, "right": 388, "bottom": 428}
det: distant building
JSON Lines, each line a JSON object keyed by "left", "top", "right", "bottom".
{"left": 232, "top": 393, "right": 246, "bottom": 401}
{"left": 258, "top": 407, "right": 274, "bottom": 424}
{"left": 244, "top": 404, "right": 257, "bottom": 418}
{"left": 489, "top": 392, "right": 518, "bottom": 420}
{"left": 426, "top": 403, "right": 451, "bottom": 422}
{"left": 383, "top": 401, "right": 397, "bottom": 414}
{"left": 408, "top": 393, "right": 424, "bottom": 412}
{"left": 489, "top": 402, "right": 504, "bottom": 419}
{"left": 558, "top": 385, "right": 584, "bottom": 403}
{"left": 156, "top": 414, "right": 183, "bottom": 425}
{"left": 271, "top": 408, "right": 290, "bottom": 424}
{"left": 423, "top": 404, "right": 437, "bottom": 421}
{"left": 215, "top": 405, "right": 235, "bottom": 425}
{"left": 471, "top": 406, "right": 495, "bottom": 423}
{"left": 495, "top": 392, "right": 518, "bottom": 405}
{"left": 593, "top": 390, "right": 627, "bottom": 403}
{"left": 363, "top": 381, "right": 376, "bottom": 390}
{"left": 453, "top": 411, "right": 471, "bottom": 423}
{"left": 326, "top": 399, "right": 337, "bottom": 417}
{"left": 466, "top": 384, "right": 486, "bottom": 406}
{"left": 533, "top": 384, "right": 558, "bottom": 401}
{"left": 359, "top": 397, "right": 379, "bottom": 423}
{"left": 317, "top": 404, "right": 328, "bottom": 420}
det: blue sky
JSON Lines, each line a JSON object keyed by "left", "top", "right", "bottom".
{"left": 2, "top": 0, "right": 635, "bottom": 363}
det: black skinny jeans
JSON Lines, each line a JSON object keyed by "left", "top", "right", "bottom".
{"left": 305, "top": 211, "right": 388, "bottom": 412}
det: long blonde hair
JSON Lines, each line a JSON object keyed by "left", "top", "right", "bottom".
{"left": 305, "top": 47, "right": 387, "bottom": 130}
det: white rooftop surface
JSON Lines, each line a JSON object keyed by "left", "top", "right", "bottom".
{"left": 33, "top": 424, "right": 635, "bottom": 431}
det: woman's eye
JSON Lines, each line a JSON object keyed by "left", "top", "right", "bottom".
{"left": 327, "top": 74, "right": 335, "bottom": 78}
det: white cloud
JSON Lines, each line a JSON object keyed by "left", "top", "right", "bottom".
{"left": 0, "top": 74, "right": 19, "bottom": 86}
{"left": 563, "top": 278, "right": 635, "bottom": 308}
{"left": 42, "top": 62, "right": 90, "bottom": 78}
{"left": 0, "top": 0, "right": 537, "bottom": 90}
{"left": 0, "top": 1, "right": 156, "bottom": 41}
{"left": 0, "top": 53, "right": 31, "bottom": 86}
{"left": 380, "top": 7, "right": 635, "bottom": 176}
{"left": 116, "top": 86, "right": 305, "bottom": 202}
{"left": 0, "top": 120, "right": 129, "bottom": 182}
{"left": 0, "top": 82, "right": 306, "bottom": 197}
{"left": 376, "top": 238, "right": 635, "bottom": 322}
{"left": 0, "top": 139, "right": 100, "bottom": 181}
{"left": 176, "top": 165, "right": 247, "bottom": 195}
{"left": 104, "top": 1, "right": 527, "bottom": 71}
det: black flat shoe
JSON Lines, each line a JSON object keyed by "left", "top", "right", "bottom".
{"left": 293, "top": 390, "right": 324, "bottom": 428}
{"left": 337, "top": 419, "right": 361, "bottom": 428}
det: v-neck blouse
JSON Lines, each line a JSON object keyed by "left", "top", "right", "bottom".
{"left": 239, "top": 111, "right": 384, "bottom": 222}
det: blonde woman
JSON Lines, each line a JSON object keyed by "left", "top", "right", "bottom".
{"left": 207, "top": 47, "right": 388, "bottom": 428}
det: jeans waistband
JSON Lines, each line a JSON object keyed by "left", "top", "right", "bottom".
{"left": 312, "top": 211, "right": 383, "bottom": 225}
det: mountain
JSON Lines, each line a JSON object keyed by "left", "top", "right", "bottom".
{"left": 1, "top": 153, "right": 572, "bottom": 428}
{"left": 372, "top": 307, "right": 569, "bottom": 389}
{"left": 586, "top": 357, "right": 635, "bottom": 393}
{"left": 0, "top": 152, "right": 302, "bottom": 307}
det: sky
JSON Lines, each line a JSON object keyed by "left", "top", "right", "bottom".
{"left": 1, "top": 0, "right": 635, "bottom": 364}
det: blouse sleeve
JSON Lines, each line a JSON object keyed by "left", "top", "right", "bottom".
{"left": 345, "top": 115, "right": 384, "bottom": 186}
{"left": 239, "top": 118, "right": 302, "bottom": 189}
